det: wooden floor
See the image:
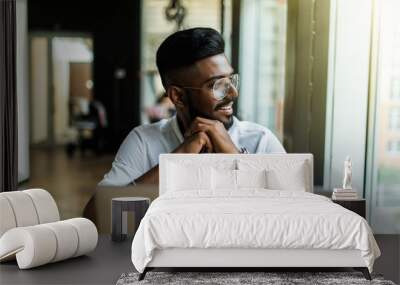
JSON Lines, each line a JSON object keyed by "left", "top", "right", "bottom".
{"left": 17, "top": 147, "right": 400, "bottom": 284}
{"left": 19, "top": 146, "right": 114, "bottom": 220}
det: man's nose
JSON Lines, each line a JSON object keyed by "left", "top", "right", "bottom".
{"left": 227, "top": 83, "right": 239, "bottom": 100}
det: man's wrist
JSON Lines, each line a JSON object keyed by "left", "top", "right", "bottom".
{"left": 172, "top": 145, "right": 184, "bottom": 153}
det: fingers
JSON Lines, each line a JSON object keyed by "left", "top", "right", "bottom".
{"left": 190, "top": 117, "right": 238, "bottom": 154}
{"left": 193, "top": 131, "right": 213, "bottom": 153}
{"left": 177, "top": 131, "right": 214, "bottom": 153}
{"left": 200, "top": 132, "right": 214, "bottom": 153}
{"left": 186, "top": 117, "right": 224, "bottom": 137}
{"left": 183, "top": 117, "right": 237, "bottom": 154}
{"left": 189, "top": 123, "right": 210, "bottom": 135}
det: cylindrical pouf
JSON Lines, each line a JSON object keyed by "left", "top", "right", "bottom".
{"left": 0, "top": 218, "right": 98, "bottom": 269}
{"left": 0, "top": 192, "right": 39, "bottom": 227}
{"left": 64, "top": 218, "right": 98, "bottom": 257}
{"left": 0, "top": 226, "right": 57, "bottom": 269}
{"left": 42, "top": 221, "right": 79, "bottom": 262}
{"left": 23, "top": 189, "right": 60, "bottom": 223}
{"left": 0, "top": 196, "right": 17, "bottom": 237}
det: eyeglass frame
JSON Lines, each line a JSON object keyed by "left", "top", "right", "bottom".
{"left": 174, "top": 73, "right": 239, "bottom": 101}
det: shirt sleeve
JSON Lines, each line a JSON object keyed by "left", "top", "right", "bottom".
{"left": 257, "top": 129, "right": 286, "bottom": 153}
{"left": 98, "top": 130, "right": 146, "bottom": 186}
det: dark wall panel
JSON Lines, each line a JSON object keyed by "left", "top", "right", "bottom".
{"left": 28, "top": 0, "right": 141, "bottom": 150}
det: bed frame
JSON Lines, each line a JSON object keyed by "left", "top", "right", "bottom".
{"left": 138, "top": 154, "right": 372, "bottom": 281}
{"left": 139, "top": 248, "right": 371, "bottom": 280}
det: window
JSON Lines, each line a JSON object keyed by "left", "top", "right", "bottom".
{"left": 389, "top": 107, "right": 400, "bottom": 130}
{"left": 391, "top": 78, "right": 400, "bottom": 100}
{"left": 387, "top": 140, "right": 400, "bottom": 154}
{"left": 366, "top": 0, "right": 400, "bottom": 233}
{"left": 238, "top": 0, "right": 287, "bottom": 140}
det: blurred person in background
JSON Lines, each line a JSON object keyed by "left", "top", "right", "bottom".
{"left": 145, "top": 93, "right": 176, "bottom": 123}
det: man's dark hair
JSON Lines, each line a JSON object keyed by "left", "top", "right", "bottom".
{"left": 156, "top": 27, "right": 225, "bottom": 88}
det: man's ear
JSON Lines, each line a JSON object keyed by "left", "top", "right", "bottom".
{"left": 167, "top": 86, "right": 186, "bottom": 109}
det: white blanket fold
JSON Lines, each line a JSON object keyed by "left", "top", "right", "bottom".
{"left": 131, "top": 190, "right": 380, "bottom": 273}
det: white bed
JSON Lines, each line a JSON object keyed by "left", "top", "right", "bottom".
{"left": 131, "top": 154, "right": 380, "bottom": 280}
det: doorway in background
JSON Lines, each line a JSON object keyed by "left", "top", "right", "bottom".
{"left": 29, "top": 34, "right": 93, "bottom": 147}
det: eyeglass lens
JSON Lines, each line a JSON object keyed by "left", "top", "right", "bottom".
{"left": 213, "top": 74, "right": 239, "bottom": 100}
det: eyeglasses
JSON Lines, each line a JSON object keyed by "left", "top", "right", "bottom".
{"left": 179, "top": 74, "right": 239, "bottom": 101}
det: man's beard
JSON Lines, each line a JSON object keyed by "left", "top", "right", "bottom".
{"left": 187, "top": 96, "right": 234, "bottom": 130}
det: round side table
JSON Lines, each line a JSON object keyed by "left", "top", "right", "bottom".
{"left": 111, "top": 197, "right": 150, "bottom": 242}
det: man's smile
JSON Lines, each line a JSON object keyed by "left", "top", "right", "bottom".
{"left": 216, "top": 101, "right": 234, "bottom": 115}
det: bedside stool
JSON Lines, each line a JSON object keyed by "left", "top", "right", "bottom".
{"left": 332, "top": 199, "right": 366, "bottom": 218}
{"left": 111, "top": 197, "right": 150, "bottom": 242}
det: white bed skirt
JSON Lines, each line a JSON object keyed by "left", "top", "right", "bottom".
{"left": 147, "top": 248, "right": 366, "bottom": 268}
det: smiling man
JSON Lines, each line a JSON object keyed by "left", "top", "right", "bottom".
{"left": 99, "top": 27, "right": 285, "bottom": 186}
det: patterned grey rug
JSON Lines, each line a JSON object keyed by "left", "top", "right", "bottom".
{"left": 116, "top": 271, "right": 396, "bottom": 285}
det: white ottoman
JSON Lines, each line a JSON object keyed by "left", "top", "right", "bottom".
{"left": 0, "top": 189, "right": 98, "bottom": 269}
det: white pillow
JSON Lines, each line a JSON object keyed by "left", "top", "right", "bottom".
{"left": 266, "top": 162, "right": 307, "bottom": 191}
{"left": 212, "top": 168, "right": 236, "bottom": 190}
{"left": 211, "top": 169, "right": 267, "bottom": 190}
{"left": 167, "top": 163, "right": 212, "bottom": 191}
{"left": 236, "top": 169, "right": 267, "bottom": 189}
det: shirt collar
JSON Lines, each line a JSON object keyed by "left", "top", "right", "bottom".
{"left": 228, "top": 116, "right": 239, "bottom": 135}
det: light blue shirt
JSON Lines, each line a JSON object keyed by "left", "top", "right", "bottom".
{"left": 99, "top": 116, "right": 286, "bottom": 186}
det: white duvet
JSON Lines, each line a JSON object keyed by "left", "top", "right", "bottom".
{"left": 131, "top": 190, "right": 380, "bottom": 273}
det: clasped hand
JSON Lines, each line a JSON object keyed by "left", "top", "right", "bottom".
{"left": 174, "top": 117, "right": 239, "bottom": 154}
